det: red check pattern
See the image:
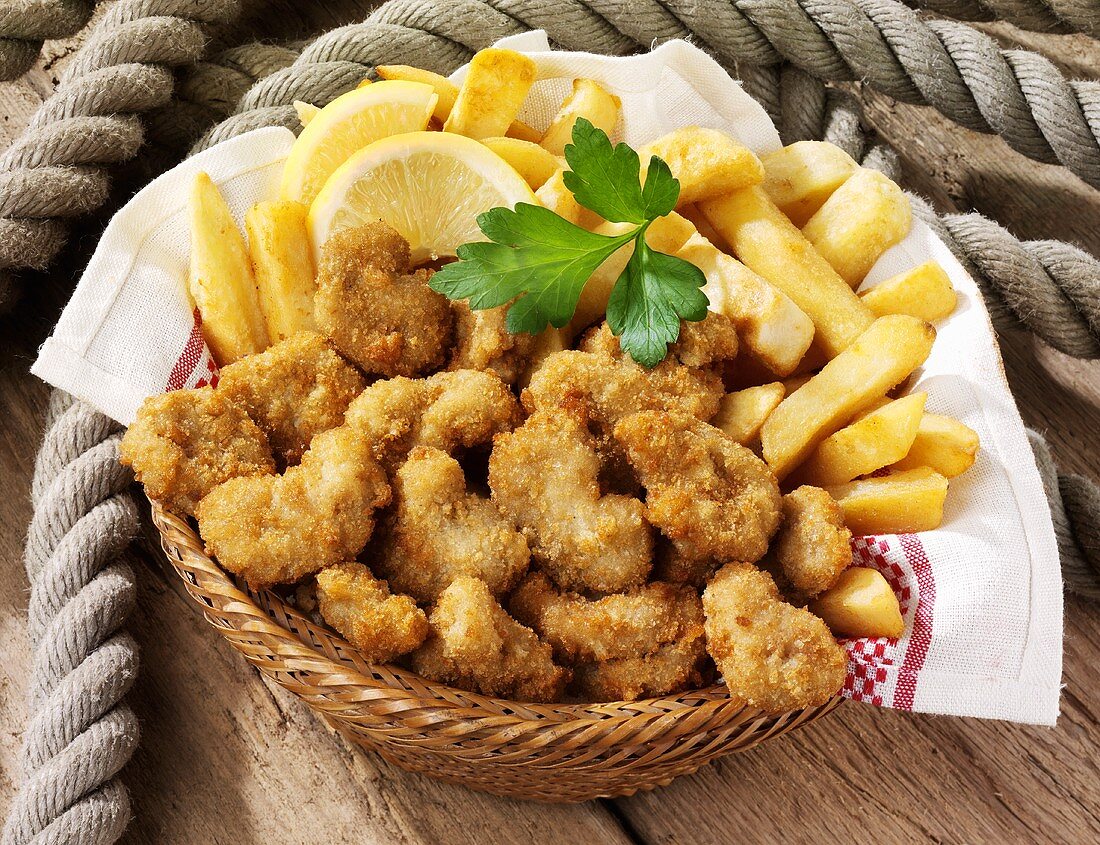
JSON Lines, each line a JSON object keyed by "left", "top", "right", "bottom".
{"left": 166, "top": 309, "right": 219, "bottom": 391}
{"left": 840, "top": 534, "right": 936, "bottom": 709}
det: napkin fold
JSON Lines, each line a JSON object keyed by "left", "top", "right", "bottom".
{"left": 33, "top": 30, "right": 1063, "bottom": 725}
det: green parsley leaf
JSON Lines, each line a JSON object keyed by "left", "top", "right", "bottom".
{"left": 561, "top": 118, "right": 645, "bottom": 224}
{"left": 429, "top": 202, "right": 635, "bottom": 333}
{"left": 606, "top": 233, "right": 708, "bottom": 368}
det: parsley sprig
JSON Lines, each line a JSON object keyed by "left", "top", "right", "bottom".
{"left": 429, "top": 118, "right": 708, "bottom": 367}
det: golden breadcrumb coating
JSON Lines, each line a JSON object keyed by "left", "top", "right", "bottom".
{"left": 409, "top": 576, "right": 568, "bottom": 702}
{"left": 218, "top": 331, "right": 365, "bottom": 465}
{"left": 374, "top": 446, "right": 529, "bottom": 603}
{"left": 448, "top": 301, "right": 534, "bottom": 384}
{"left": 489, "top": 407, "right": 652, "bottom": 594}
{"left": 195, "top": 425, "right": 390, "bottom": 587}
{"left": 578, "top": 313, "right": 739, "bottom": 370}
{"left": 345, "top": 369, "right": 521, "bottom": 468}
{"left": 652, "top": 539, "right": 719, "bottom": 588}
{"left": 121, "top": 387, "right": 274, "bottom": 515}
{"left": 315, "top": 222, "right": 453, "bottom": 377}
{"left": 509, "top": 570, "right": 701, "bottom": 663}
{"left": 315, "top": 562, "right": 428, "bottom": 662}
{"left": 615, "top": 411, "right": 781, "bottom": 564}
{"left": 770, "top": 486, "right": 852, "bottom": 600}
{"left": 702, "top": 562, "right": 848, "bottom": 713}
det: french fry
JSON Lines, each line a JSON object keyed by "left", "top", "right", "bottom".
{"left": 861, "top": 260, "right": 957, "bottom": 322}
{"left": 189, "top": 173, "right": 268, "bottom": 364}
{"left": 676, "top": 233, "right": 814, "bottom": 375}
{"left": 566, "top": 213, "right": 697, "bottom": 338}
{"left": 246, "top": 201, "right": 317, "bottom": 343}
{"left": 825, "top": 467, "right": 949, "bottom": 535}
{"left": 293, "top": 100, "right": 320, "bottom": 127}
{"left": 810, "top": 567, "right": 904, "bottom": 638}
{"left": 759, "top": 315, "right": 935, "bottom": 478}
{"left": 443, "top": 48, "right": 537, "bottom": 140}
{"left": 535, "top": 168, "right": 603, "bottom": 230}
{"left": 791, "top": 392, "right": 926, "bottom": 486}
{"left": 699, "top": 185, "right": 874, "bottom": 358}
{"left": 678, "top": 203, "right": 730, "bottom": 251}
{"left": 801, "top": 167, "right": 912, "bottom": 287}
{"left": 893, "top": 413, "right": 979, "bottom": 477}
{"left": 640, "top": 127, "right": 764, "bottom": 206}
{"left": 712, "top": 383, "right": 785, "bottom": 445}
{"left": 761, "top": 141, "right": 858, "bottom": 227}
{"left": 539, "top": 79, "right": 621, "bottom": 156}
{"left": 378, "top": 63, "right": 538, "bottom": 139}
{"left": 481, "top": 137, "right": 562, "bottom": 190}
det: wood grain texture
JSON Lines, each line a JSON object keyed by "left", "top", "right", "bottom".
{"left": 1, "top": 4, "right": 1098, "bottom": 843}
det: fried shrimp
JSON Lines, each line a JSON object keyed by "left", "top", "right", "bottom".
{"left": 652, "top": 540, "right": 718, "bottom": 588}
{"left": 448, "top": 301, "right": 534, "bottom": 384}
{"left": 578, "top": 313, "right": 739, "bottom": 369}
{"left": 409, "top": 576, "right": 568, "bottom": 702}
{"left": 769, "top": 486, "right": 852, "bottom": 600}
{"left": 374, "top": 447, "right": 529, "bottom": 603}
{"left": 315, "top": 222, "right": 454, "bottom": 377}
{"left": 345, "top": 369, "right": 521, "bottom": 468}
{"left": 489, "top": 407, "right": 652, "bottom": 594}
{"left": 315, "top": 562, "right": 429, "bottom": 662}
{"left": 702, "top": 562, "right": 848, "bottom": 713}
{"left": 509, "top": 571, "right": 701, "bottom": 663}
{"left": 218, "top": 331, "right": 365, "bottom": 465}
{"left": 615, "top": 411, "right": 781, "bottom": 564}
{"left": 121, "top": 387, "right": 274, "bottom": 515}
{"left": 195, "top": 424, "right": 391, "bottom": 587}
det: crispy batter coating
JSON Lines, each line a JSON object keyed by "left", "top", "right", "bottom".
{"left": 579, "top": 313, "right": 739, "bottom": 370}
{"left": 409, "top": 576, "right": 568, "bottom": 702}
{"left": 510, "top": 571, "right": 701, "bottom": 663}
{"left": 315, "top": 222, "right": 453, "bottom": 377}
{"left": 652, "top": 539, "right": 719, "bottom": 588}
{"left": 702, "top": 562, "right": 848, "bottom": 713}
{"left": 121, "top": 387, "right": 274, "bottom": 515}
{"left": 448, "top": 301, "right": 534, "bottom": 384}
{"left": 615, "top": 411, "right": 781, "bottom": 564}
{"left": 522, "top": 348, "right": 725, "bottom": 429}
{"left": 489, "top": 407, "right": 652, "bottom": 594}
{"left": 218, "top": 331, "right": 365, "bottom": 465}
{"left": 374, "top": 447, "right": 529, "bottom": 603}
{"left": 345, "top": 369, "right": 521, "bottom": 468}
{"left": 570, "top": 606, "right": 708, "bottom": 702}
{"left": 770, "top": 486, "right": 852, "bottom": 600}
{"left": 196, "top": 425, "right": 391, "bottom": 587}
{"left": 315, "top": 562, "right": 428, "bottom": 662}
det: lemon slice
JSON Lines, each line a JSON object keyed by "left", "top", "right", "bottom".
{"left": 308, "top": 131, "right": 536, "bottom": 264}
{"left": 280, "top": 81, "right": 438, "bottom": 205}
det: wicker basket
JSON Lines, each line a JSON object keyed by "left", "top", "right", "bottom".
{"left": 150, "top": 498, "right": 843, "bottom": 802}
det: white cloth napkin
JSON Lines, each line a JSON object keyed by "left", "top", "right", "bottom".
{"left": 33, "top": 31, "right": 1063, "bottom": 725}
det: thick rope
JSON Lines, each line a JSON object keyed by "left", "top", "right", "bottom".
{"left": 1, "top": 392, "right": 140, "bottom": 845}
{"left": 0, "top": 0, "right": 242, "bottom": 309}
{"left": 907, "top": 0, "right": 1100, "bottom": 36}
{"left": 0, "top": 1, "right": 97, "bottom": 81}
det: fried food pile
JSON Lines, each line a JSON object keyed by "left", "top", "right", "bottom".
{"left": 127, "top": 221, "right": 884, "bottom": 712}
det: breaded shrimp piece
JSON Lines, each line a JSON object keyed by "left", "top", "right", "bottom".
{"left": 770, "top": 486, "right": 852, "bottom": 600}
{"left": 448, "top": 301, "right": 534, "bottom": 384}
{"left": 522, "top": 348, "right": 725, "bottom": 428}
{"left": 409, "top": 576, "right": 568, "bottom": 702}
{"left": 345, "top": 369, "right": 521, "bottom": 468}
{"left": 652, "top": 540, "right": 719, "bottom": 588}
{"left": 315, "top": 562, "right": 428, "bottom": 662}
{"left": 615, "top": 411, "right": 781, "bottom": 564}
{"left": 374, "top": 447, "right": 529, "bottom": 603}
{"left": 196, "top": 425, "right": 390, "bottom": 587}
{"left": 121, "top": 387, "right": 274, "bottom": 515}
{"left": 315, "top": 222, "right": 453, "bottom": 377}
{"left": 510, "top": 571, "right": 701, "bottom": 662}
{"left": 489, "top": 407, "right": 652, "bottom": 594}
{"left": 579, "top": 313, "right": 739, "bottom": 369}
{"left": 703, "top": 562, "right": 848, "bottom": 713}
{"left": 218, "top": 331, "right": 365, "bottom": 465}
{"left": 570, "top": 598, "right": 708, "bottom": 702}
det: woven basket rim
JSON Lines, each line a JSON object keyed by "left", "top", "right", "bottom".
{"left": 150, "top": 495, "right": 843, "bottom": 726}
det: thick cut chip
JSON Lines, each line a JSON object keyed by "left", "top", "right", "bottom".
{"left": 246, "top": 200, "right": 318, "bottom": 343}
{"left": 892, "top": 413, "right": 979, "bottom": 477}
{"left": 443, "top": 48, "right": 537, "bottom": 140}
{"left": 712, "top": 383, "right": 785, "bottom": 445}
{"left": 540, "top": 79, "right": 621, "bottom": 156}
{"left": 860, "top": 260, "right": 957, "bottom": 322}
{"left": 760, "top": 141, "right": 859, "bottom": 227}
{"left": 825, "top": 467, "right": 949, "bottom": 535}
{"left": 641, "top": 127, "right": 764, "bottom": 206}
{"left": 810, "top": 567, "right": 905, "bottom": 638}
{"left": 481, "top": 136, "right": 562, "bottom": 189}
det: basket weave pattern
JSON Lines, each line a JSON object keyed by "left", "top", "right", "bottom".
{"left": 151, "top": 498, "right": 842, "bottom": 802}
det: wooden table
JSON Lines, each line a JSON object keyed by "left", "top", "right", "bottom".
{"left": 2, "top": 6, "right": 1099, "bottom": 843}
